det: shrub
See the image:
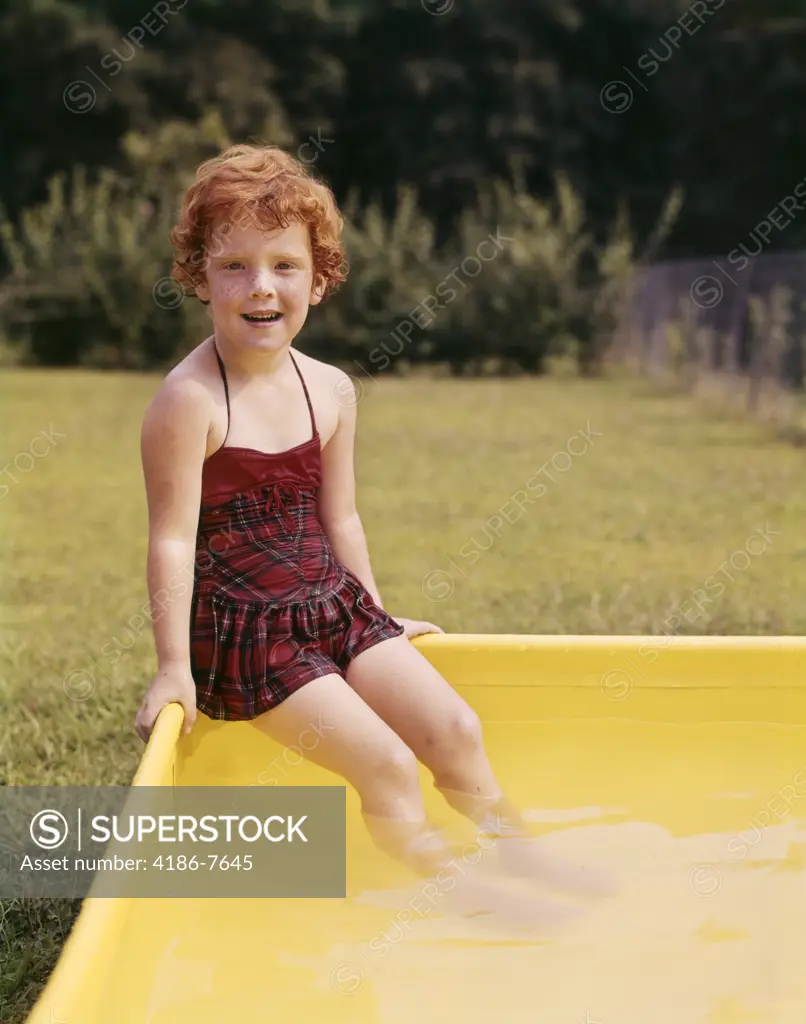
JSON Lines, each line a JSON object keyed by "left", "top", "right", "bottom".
{"left": 0, "top": 112, "right": 675, "bottom": 376}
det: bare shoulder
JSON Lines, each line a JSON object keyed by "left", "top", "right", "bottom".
{"left": 140, "top": 342, "right": 218, "bottom": 535}
{"left": 292, "top": 349, "right": 351, "bottom": 391}
{"left": 293, "top": 350, "right": 357, "bottom": 441}
{"left": 142, "top": 339, "right": 217, "bottom": 447}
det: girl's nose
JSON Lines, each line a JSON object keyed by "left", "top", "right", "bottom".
{"left": 249, "top": 272, "right": 277, "bottom": 298}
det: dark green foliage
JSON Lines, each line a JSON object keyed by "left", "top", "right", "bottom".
{"left": 0, "top": 0, "right": 800, "bottom": 371}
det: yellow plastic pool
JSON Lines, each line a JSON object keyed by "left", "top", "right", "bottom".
{"left": 26, "top": 635, "right": 806, "bottom": 1023}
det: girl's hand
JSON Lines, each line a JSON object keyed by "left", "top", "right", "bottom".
{"left": 134, "top": 666, "right": 197, "bottom": 743}
{"left": 394, "top": 617, "right": 445, "bottom": 639}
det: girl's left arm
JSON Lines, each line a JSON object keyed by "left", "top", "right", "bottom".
{"left": 317, "top": 373, "right": 442, "bottom": 638}
{"left": 317, "top": 376, "right": 384, "bottom": 606}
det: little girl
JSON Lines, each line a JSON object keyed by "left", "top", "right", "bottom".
{"left": 133, "top": 144, "right": 604, "bottom": 902}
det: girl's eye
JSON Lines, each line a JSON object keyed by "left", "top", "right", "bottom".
{"left": 277, "top": 262, "right": 296, "bottom": 270}
{"left": 223, "top": 262, "right": 243, "bottom": 270}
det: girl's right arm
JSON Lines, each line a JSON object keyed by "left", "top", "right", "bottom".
{"left": 134, "top": 379, "right": 210, "bottom": 743}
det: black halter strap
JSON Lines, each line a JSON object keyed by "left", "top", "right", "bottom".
{"left": 212, "top": 341, "right": 317, "bottom": 445}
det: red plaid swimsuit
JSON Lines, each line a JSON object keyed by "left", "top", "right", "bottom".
{"left": 189, "top": 342, "right": 404, "bottom": 720}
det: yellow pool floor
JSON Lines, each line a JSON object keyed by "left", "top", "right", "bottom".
{"left": 26, "top": 637, "right": 806, "bottom": 1023}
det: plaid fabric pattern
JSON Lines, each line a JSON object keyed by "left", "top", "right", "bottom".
{"left": 190, "top": 445, "right": 404, "bottom": 721}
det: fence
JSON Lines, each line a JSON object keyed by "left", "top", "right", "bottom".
{"left": 612, "top": 251, "right": 806, "bottom": 418}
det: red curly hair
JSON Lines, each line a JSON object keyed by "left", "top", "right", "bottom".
{"left": 170, "top": 144, "right": 347, "bottom": 300}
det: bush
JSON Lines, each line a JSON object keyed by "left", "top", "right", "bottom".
{"left": 0, "top": 112, "right": 680, "bottom": 375}
{"left": 0, "top": 110, "right": 240, "bottom": 369}
{"left": 0, "top": 164, "right": 184, "bottom": 369}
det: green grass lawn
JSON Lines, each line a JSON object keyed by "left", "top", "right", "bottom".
{"left": 2, "top": 365, "right": 806, "bottom": 1019}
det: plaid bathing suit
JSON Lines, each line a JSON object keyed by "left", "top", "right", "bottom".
{"left": 189, "top": 342, "right": 404, "bottom": 721}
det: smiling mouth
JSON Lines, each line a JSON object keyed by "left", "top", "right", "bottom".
{"left": 242, "top": 312, "right": 283, "bottom": 324}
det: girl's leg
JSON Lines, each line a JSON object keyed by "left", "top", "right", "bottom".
{"left": 344, "top": 635, "right": 525, "bottom": 836}
{"left": 250, "top": 673, "right": 466, "bottom": 878}
{"left": 252, "top": 671, "right": 579, "bottom": 924}
{"left": 345, "top": 636, "right": 613, "bottom": 895}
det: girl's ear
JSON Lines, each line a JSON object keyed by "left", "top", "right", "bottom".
{"left": 309, "top": 274, "right": 326, "bottom": 307}
{"left": 196, "top": 278, "right": 211, "bottom": 304}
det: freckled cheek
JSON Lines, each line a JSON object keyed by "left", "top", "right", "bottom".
{"left": 281, "top": 280, "right": 314, "bottom": 309}
{"left": 209, "top": 277, "right": 312, "bottom": 312}
{"left": 213, "top": 280, "right": 246, "bottom": 306}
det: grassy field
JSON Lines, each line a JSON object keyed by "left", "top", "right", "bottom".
{"left": 2, "top": 364, "right": 806, "bottom": 1019}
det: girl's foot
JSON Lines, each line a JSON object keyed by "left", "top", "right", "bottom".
{"left": 492, "top": 834, "right": 616, "bottom": 899}
{"left": 441, "top": 871, "right": 583, "bottom": 932}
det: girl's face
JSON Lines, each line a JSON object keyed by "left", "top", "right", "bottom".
{"left": 196, "top": 219, "right": 322, "bottom": 352}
